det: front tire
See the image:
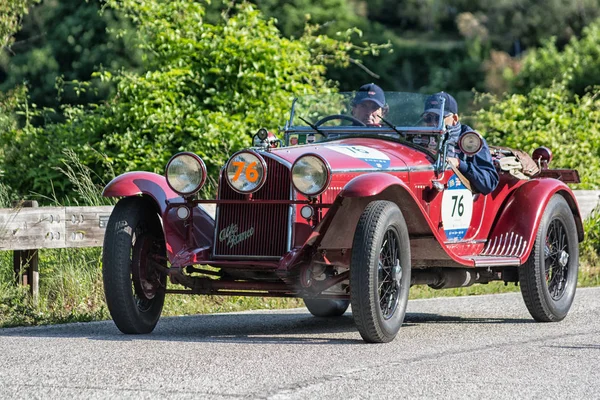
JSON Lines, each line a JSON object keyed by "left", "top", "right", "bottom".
{"left": 350, "top": 201, "right": 411, "bottom": 343}
{"left": 519, "top": 195, "right": 579, "bottom": 322}
{"left": 103, "top": 196, "right": 167, "bottom": 334}
{"left": 304, "top": 299, "right": 350, "bottom": 317}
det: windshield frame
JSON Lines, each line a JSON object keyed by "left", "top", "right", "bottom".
{"left": 282, "top": 92, "right": 449, "bottom": 166}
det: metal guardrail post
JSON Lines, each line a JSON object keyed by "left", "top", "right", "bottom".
{"left": 12, "top": 200, "right": 39, "bottom": 303}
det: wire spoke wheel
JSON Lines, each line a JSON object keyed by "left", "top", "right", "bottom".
{"left": 519, "top": 195, "right": 579, "bottom": 322}
{"left": 378, "top": 229, "right": 402, "bottom": 319}
{"left": 351, "top": 201, "right": 411, "bottom": 343}
{"left": 544, "top": 219, "right": 569, "bottom": 301}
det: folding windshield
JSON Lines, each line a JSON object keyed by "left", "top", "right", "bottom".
{"left": 286, "top": 92, "right": 447, "bottom": 131}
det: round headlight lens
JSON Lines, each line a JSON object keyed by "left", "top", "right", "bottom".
{"left": 166, "top": 152, "right": 206, "bottom": 195}
{"left": 225, "top": 151, "right": 267, "bottom": 194}
{"left": 458, "top": 131, "right": 483, "bottom": 156}
{"left": 292, "top": 154, "right": 331, "bottom": 197}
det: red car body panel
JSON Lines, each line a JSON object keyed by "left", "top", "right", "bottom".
{"left": 484, "top": 178, "right": 583, "bottom": 263}
{"left": 103, "top": 138, "right": 583, "bottom": 271}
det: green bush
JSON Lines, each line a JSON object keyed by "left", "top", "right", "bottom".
{"left": 0, "top": 0, "right": 383, "bottom": 203}
{"left": 473, "top": 83, "right": 600, "bottom": 189}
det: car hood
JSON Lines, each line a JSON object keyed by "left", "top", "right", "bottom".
{"left": 267, "top": 137, "right": 433, "bottom": 172}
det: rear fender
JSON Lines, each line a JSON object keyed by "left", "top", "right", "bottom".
{"left": 486, "top": 179, "right": 584, "bottom": 263}
{"left": 104, "top": 172, "right": 215, "bottom": 264}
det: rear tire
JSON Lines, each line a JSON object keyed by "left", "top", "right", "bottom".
{"left": 304, "top": 299, "right": 350, "bottom": 317}
{"left": 350, "top": 201, "right": 411, "bottom": 343}
{"left": 103, "top": 196, "right": 167, "bottom": 334}
{"left": 519, "top": 195, "right": 579, "bottom": 322}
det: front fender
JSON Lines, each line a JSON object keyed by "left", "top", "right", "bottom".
{"left": 487, "top": 179, "right": 584, "bottom": 262}
{"left": 103, "top": 171, "right": 180, "bottom": 215}
{"left": 339, "top": 172, "right": 408, "bottom": 198}
{"left": 320, "top": 172, "right": 459, "bottom": 262}
{"left": 104, "top": 172, "right": 215, "bottom": 266}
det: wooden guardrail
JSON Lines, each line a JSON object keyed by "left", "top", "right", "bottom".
{"left": 1, "top": 192, "right": 599, "bottom": 300}
{"left": 1, "top": 201, "right": 114, "bottom": 302}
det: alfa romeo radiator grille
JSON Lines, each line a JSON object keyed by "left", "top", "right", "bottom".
{"left": 215, "top": 157, "right": 290, "bottom": 257}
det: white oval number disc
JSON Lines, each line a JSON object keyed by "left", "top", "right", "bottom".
{"left": 441, "top": 176, "right": 473, "bottom": 240}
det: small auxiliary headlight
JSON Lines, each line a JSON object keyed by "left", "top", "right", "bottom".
{"left": 458, "top": 131, "right": 483, "bottom": 156}
{"left": 300, "top": 205, "right": 314, "bottom": 219}
{"left": 176, "top": 206, "right": 190, "bottom": 220}
{"left": 166, "top": 152, "right": 207, "bottom": 196}
{"left": 257, "top": 128, "right": 268, "bottom": 141}
{"left": 291, "top": 154, "right": 331, "bottom": 197}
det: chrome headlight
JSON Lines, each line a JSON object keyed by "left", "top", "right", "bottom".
{"left": 458, "top": 131, "right": 483, "bottom": 156}
{"left": 225, "top": 151, "right": 267, "bottom": 194}
{"left": 291, "top": 154, "right": 331, "bottom": 197}
{"left": 166, "top": 152, "right": 207, "bottom": 195}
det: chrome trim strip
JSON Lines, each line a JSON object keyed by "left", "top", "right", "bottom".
{"left": 213, "top": 168, "right": 225, "bottom": 253}
{"left": 331, "top": 167, "right": 410, "bottom": 173}
{"left": 444, "top": 239, "right": 487, "bottom": 245}
{"left": 470, "top": 256, "right": 521, "bottom": 267}
{"left": 259, "top": 151, "right": 293, "bottom": 169}
{"left": 480, "top": 233, "right": 528, "bottom": 257}
{"left": 287, "top": 184, "right": 295, "bottom": 253}
{"left": 499, "top": 233, "right": 509, "bottom": 255}
{"left": 509, "top": 234, "right": 518, "bottom": 256}
{"left": 211, "top": 254, "right": 282, "bottom": 261}
{"left": 515, "top": 236, "right": 523, "bottom": 256}
{"left": 331, "top": 165, "right": 434, "bottom": 174}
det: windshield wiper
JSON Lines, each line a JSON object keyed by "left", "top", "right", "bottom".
{"left": 379, "top": 116, "right": 406, "bottom": 138}
{"left": 298, "top": 116, "right": 327, "bottom": 137}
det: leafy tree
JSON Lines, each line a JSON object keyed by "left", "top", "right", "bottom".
{"left": 512, "top": 18, "right": 600, "bottom": 96}
{"left": 0, "top": 0, "right": 39, "bottom": 48}
{"left": 0, "top": 0, "right": 384, "bottom": 202}
{"left": 0, "top": 0, "right": 141, "bottom": 116}
{"left": 250, "top": 0, "right": 361, "bottom": 38}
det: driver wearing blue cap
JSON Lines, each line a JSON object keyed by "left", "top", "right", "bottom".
{"left": 351, "top": 83, "right": 388, "bottom": 126}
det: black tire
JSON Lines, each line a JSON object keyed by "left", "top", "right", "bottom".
{"left": 304, "top": 299, "right": 350, "bottom": 317}
{"left": 350, "top": 201, "right": 411, "bottom": 343}
{"left": 103, "top": 196, "right": 167, "bottom": 334}
{"left": 519, "top": 195, "right": 579, "bottom": 322}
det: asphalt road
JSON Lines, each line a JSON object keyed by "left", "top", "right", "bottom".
{"left": 1, "top": 287, "right": 599, "bottom": 399}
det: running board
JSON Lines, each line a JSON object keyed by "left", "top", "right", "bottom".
{"left": 465, "top": 255, "right": 522, "bottom": 267}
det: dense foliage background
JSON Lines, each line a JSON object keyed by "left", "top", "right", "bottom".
{"left": 1, "top": 0, "right": 599, "bottom": 326}
{"left": 0, "top": 0, "right": 599, "bottom": 216}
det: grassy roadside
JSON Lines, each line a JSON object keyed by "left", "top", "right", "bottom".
{"left": 0, "top": 248, "right": 598, "bottom": 328}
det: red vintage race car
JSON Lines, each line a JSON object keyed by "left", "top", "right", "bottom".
{"left": 102, "top": 92, "right": 583, "bottom": 343}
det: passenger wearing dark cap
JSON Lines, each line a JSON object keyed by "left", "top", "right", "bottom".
{"left": 423, "top": 92, "right": 499, "bottom": 195}
{"left": 351, "top": 83, "right": 388, "bottom": 126}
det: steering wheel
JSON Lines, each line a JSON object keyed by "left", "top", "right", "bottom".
{"left": 314, "top": 114, "right": 366, "bottom": 127}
